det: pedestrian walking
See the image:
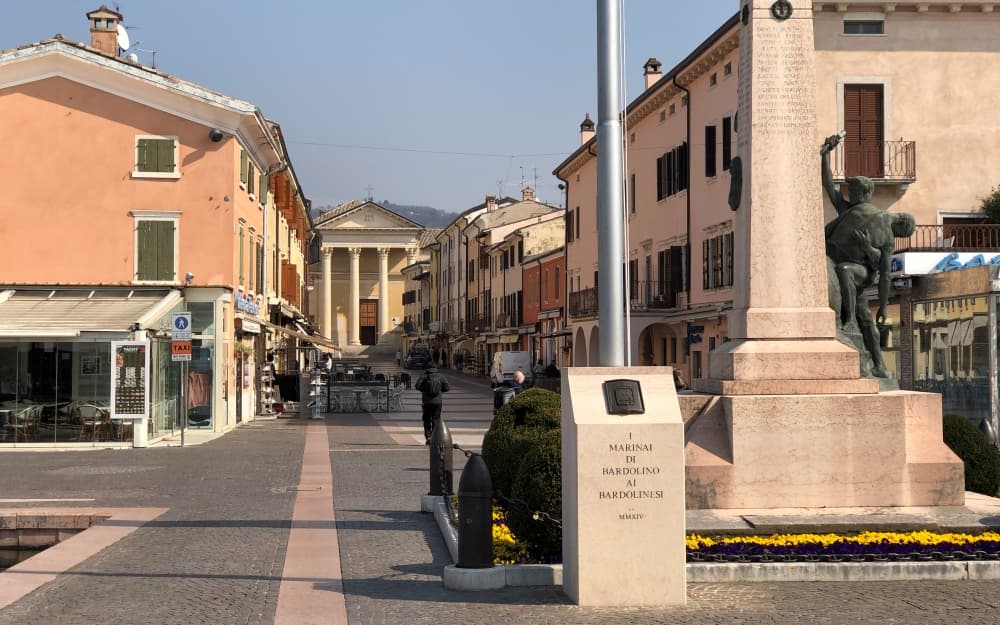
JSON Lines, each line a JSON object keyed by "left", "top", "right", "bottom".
{"left": 395, "top": 349, "right": 402, "bottom": 367}
{"left": 415, "top": 366, "right": 450, "bottom": 443}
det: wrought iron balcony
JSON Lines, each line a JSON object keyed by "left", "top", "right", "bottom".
{"left": 894, "top": 224, "right": 1000, "bottom": 253}
{"left": 628, "top": 281, "right": 682, "bottom": 310}
{"left": 828, "top": 140, "right": 916, "bottom": 183}
{"left": 568, "top": 287, "right": 599, "bottom": 317}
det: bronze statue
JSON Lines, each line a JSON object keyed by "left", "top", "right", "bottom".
{"left": 820, "top": 134, "right": 915, "bottom": 378}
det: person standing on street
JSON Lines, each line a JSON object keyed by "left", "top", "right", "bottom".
{"left": 415, "top": 366, "right": 450, "bottom": 443}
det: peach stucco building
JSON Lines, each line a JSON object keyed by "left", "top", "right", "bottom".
{"left": 0, "top": 7, "right": 313, "bottom": 446}
{"left": 556, "top": 1, "right": 1000, "bottom": 385}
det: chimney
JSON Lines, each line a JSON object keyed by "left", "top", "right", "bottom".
{"left": 580, "top": 113, "right": 595, "bottom": 145}
{"left": 643, "top": 58, "right": 663, "bottom": 89}
{"left": 521, "top": 187, "right": 536, "bottom": 202}
{"left": 485, "top": 195, "right": 497, "bottom": 212}
{"left": 86, "top": 5, "right": 123, "bottom": 55}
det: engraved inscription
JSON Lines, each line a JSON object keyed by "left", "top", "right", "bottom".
{"left": 599, "top": 433, "right": 664, "bottom": 508}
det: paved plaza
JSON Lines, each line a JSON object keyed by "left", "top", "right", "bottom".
{"left": 0, "top": 369, "right": 999, "bottom": 624}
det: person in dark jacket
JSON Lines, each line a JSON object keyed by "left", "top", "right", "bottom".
{"left": 415, "top": 366, "right": 450, "bottom": 442}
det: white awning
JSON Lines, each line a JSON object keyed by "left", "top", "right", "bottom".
{"left": 0, "top": 288, "right": 181, "bottom": 338}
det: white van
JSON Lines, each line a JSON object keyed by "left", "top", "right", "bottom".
{"left": 490, "top": 351, "right": 533, "bottom": 386}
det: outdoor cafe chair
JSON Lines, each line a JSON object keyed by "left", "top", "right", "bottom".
{"left": 5, "top": 405, "right": 41, "bottom": 441}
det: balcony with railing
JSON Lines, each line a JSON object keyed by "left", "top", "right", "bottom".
{"left": 894, "top": 224, "right": 1000, "bottom": 253}
{"left": 568, "top": 287, "right": 599, "bottom": 318}
{"left": 828, "top": 140, "right": 916, "bottom": 184}
{"left": 628, "top": 280, "right": 682, "bottom": 310}
{"left": 468, "top": 315, "right": 490, "bottom": 333}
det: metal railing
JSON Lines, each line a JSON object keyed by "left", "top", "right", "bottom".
{"left": 828, "top": 139, "right": 916, "bottom": 181}
{"left": 895, "top": 224, "right": 1000, "bottom": 253}
{"left": 628, "top": 280, "right": 682, "bottom": 310}
{"left": 568, "top": 287, "right": 599, "bottom": 317}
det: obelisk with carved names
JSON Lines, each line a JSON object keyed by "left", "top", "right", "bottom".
{"left": 695, "top": 0, "right": 874, "bottom": 395}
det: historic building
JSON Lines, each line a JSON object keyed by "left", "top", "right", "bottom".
{"left": 0, "top": 6, "right": 313, "bottom": 444}
{"left": 309, "top": 201, "right": 427, "bottom": 349}
{"left": 556, "top": 2, "right": 1000, "bottom": 390}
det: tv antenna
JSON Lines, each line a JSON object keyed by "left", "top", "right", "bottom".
{"left": 129, "top": 39, "right": 158, "bottom": 68}
{"left": 364, "top": 185, "right": 374, "bottom": 202}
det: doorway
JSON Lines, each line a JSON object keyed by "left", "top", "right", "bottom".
{"left": 360, "top": 300, "right": 378, "bottom": 345}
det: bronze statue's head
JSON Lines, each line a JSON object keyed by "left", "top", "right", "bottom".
{"left": 846, "top": 176, "right": 874, "bottom": 204}
{"left": 890, "top": 213, "right": 916, "bottom": 238}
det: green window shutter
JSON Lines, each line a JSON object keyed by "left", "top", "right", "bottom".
{"left": 154, "top": 220, "right": 175, "bottom": 281}
{"left": 239, "top": 227, "right": 245, "bottom": 286}
{"left": 260, "top": 174, "right": 269, "bottom": 206}
{"left": 247, "top": 164, "right": 255, "bottom": 195}
{"left": 137, "top": 139, "right": 151, "bottom": 172}
{"left": 240, "top": 150, "right": 248, "bottom": 184}
{"left": 157, "top": 139, "right": 175, "bottom": 173}
{"left": 257, "top": 242, "right": 265, "bottom": 291}
{"left": 137, "top": 221, "right": 156, "bottom": 279}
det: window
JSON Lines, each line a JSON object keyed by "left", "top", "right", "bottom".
{"left": 247, "top": 161, "right": 256, "bottom": 197}
{"left": 629, "top": 173, "right": 636, "bottom": 214}
{"left": 709, "top": 72, "right": 717, "bottom": 86}
{"left": 567, "top": 210, "right": 575, "bottom": 243}
{"left": 240, "top": 150, "right": 248, "bottom": 188}
{"left": 134, "top": 136, "right": 178, "bottom": 178}
{"left": 630, "top": 132, "right": 636, "bottom": 144}
{"left": 659, "top": 110, "right": 666, "bottom": 122}
{"left": 702, "top": 232, "right": 734, "bottom": 289}
{"left": 257, "top": 240, "right": 265, "bottom": 291}
{"left": 576, "top": 207, "right": 580, "bottom": 240}
{"left": 248, "top": 232, "right": 255, "bottom": 291}
{"left": 669, "top": 103, "right": 676, "bottom": 116}
{"left": 517, "top": 241, "right": 523, "bottom": 263}
{"left": 681, "top": 95, "right": 688, "bottom": 107}
{"left": 722, "top": 116, "right": 733, "bottom": 171}
{"left": 657, "top": 142, "right": 689, "bottom": 200}
{"left": 259, "top": 173, "right": 269, "bottom": 207}
{"left": 555, "top": 267, "right": 560, "bottom": 300}
{"left": 133, "top": 211, "right": 179, "bottom": 283}
{"left": 239, "top": 224, "right": 245, "bottom": 287}
{"left": 724, "top": 62, "right": 732, "bottom": 76}
{"left": 704, "top": 125, "right": 717, "bottom": 178}
{"left": 468, "top": 259, "right": 475, "bottom": 282}
{"left": 844, "top": 20, "right": 883, "bottom": 35}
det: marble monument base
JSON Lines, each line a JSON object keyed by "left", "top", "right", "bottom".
{"left": 685, "top": 390, "right": 965, "bottom": 510}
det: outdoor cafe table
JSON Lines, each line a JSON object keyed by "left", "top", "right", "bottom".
{"left": 327, "top": 381, "right": 391, "bottom": 412}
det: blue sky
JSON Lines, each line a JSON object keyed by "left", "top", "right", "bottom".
{"left": 2, "top": 1, "right": 736, "bottom": 213}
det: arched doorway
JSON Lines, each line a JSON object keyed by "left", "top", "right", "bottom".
{"left": 574, "top": 327, "right": 587, "bottom": 366}
{"left": 588, "top": 326, "right": 600, "bottom": 366}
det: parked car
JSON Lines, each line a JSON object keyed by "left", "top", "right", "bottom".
{"left": 404, "top": 350, "right": 431, "bottom": 369}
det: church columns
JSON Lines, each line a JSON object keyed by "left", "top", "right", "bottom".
{"left": 378, "top": 248, "right": 390, "bottom": 342}
{"left": 349, "top": 247, "right": 361, "bottom": 345}
{"left": 321, "top": 247, "right": 333, "bottom": 339}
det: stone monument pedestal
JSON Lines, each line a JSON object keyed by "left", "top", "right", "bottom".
{"left": 685, "top": 389, "right": 965, "bottom": 509}
{"left": 562, "top": 367, "right": 685, "bottom": 607}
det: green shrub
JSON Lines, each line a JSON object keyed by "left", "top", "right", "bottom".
{"left": 980, "top": 185, "right": 1000, "bottom": 224}
{"left": 508, "top": 429, "right": 562, "bottom": 561}
{"left": 481, "top": 387, "right": 562, "bottom": 496}
{"left": 943, "top": 413, "right": 1000, "bottom": 496}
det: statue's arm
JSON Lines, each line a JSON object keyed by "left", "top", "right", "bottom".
{"left": 820, "top": 135, "right": 847, "bottom": 214}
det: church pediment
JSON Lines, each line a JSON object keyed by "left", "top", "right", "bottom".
{"left": 317, "top": 202, "right": 422, "bottom": 231}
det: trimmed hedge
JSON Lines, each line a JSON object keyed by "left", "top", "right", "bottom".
{"left": 943, "top": 413, "right": 1000, "bottom": 496}
{"left": 508, "top": 429, "right": 563, "bottom": 561}
{"left": 481, "top": 388, "right": 562, "bottom": 497}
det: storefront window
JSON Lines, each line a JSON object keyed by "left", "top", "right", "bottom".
{"left": 912, "top": 296, "right": 991, "bottom": 423}
{"left": 0, "top": 341, "right": 126, "bottom": 444}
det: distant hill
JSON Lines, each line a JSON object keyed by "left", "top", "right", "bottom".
{"left": 310, "top": 201, "right": 457, "bottom": 229}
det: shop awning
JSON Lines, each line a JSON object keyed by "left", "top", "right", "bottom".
{"left": 0, "top": 288, "right": 181, "bottom": 338}
{"left": 256, "top": 317, "right": 340, "bottom": 353}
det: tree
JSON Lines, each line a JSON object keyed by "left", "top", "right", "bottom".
{"left": 979, "top": 185, "right": 1000, "bottom": 223}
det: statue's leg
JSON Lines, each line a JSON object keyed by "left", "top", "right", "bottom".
{"left": 836, "top": 263, "right": 862, "bottom": 326}
{"left": 856, "top": 298, "right": 888, "bottom": 378}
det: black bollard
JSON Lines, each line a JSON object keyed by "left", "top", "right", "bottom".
{"left": 428, "top": 417, "right": 453, "bottom": 496}
{"left": 457, "top": 453, "right": 494, "bottom": 568}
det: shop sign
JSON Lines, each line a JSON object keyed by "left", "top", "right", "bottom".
{"left": 110, "top": 340, "right": 149, "bottom": 421}
{"left": 891, "top": 252, "right": 1000, "bottom": 277}
{"left": 235, "top": 292, "right": 260, "bottom": 315}
{"left": 235, "top": 317, "right": 261, "bottom": 334}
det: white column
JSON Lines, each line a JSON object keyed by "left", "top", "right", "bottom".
{"left": 349, "top": 247, "right": 361, "bottom": 345}
{"left": 321, "top": 248, "right": 333, "bottom": 339}
{"left": 378, "top": 248, "right": 391, "bottom": 343}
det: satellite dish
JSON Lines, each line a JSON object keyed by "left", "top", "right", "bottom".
{"left": 116, "top": 24, "right": 130, "bottom": 51}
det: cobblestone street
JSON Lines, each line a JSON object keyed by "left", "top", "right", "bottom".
{"left": 0, "top": 370, "right": 998, "bottom": 624}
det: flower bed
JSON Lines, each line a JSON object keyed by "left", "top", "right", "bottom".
{"left": 686, "top": 531, "right": 1000, "bottom": 562}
